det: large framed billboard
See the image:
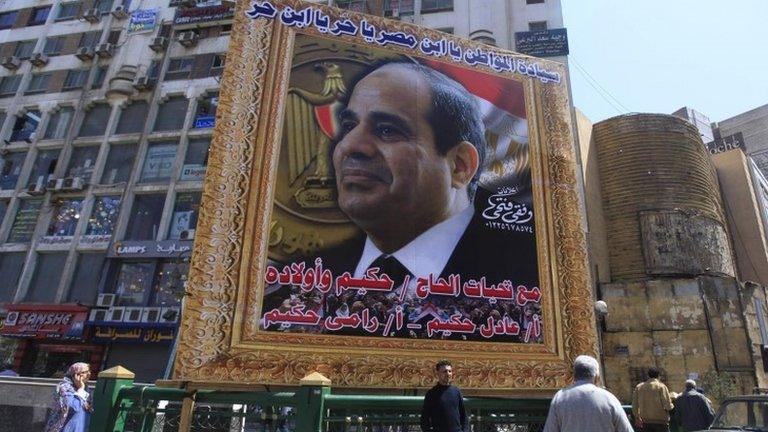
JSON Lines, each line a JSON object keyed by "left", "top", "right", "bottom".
{"left": 174, "top": 0, "right": 596, "bottom": 392}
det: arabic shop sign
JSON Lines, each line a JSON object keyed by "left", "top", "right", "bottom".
{"left": 174, "top": 4, "right": 234, "bottom": 25}
{"left": 129, "top": 9, "right": 158, "bottom": 34}
{"left": 1, "top": 305, "right": 88, "bottom": 340}
{"left": 109, "top": 240, "right": 193, "bottom": 258}
{"left": 247, "top": 1, "right": 562, "bottom": 84}
{"left": 514, "top": 28, "right": 569, "bottom": 58}
{"left": 92, "top": 326, "right": 175, "bottom": 344}
{"left": 705, "top": 132, "right": 745, "bottom": 155}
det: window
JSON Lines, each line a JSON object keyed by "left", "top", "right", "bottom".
{"left": 78, "top": 103, "right": 111, "bottom": 137}
{"left": 0, "top": 253, "right": 25, "bottom": 302}
{"left": 78, "top": 30, "right": 101, "bottom": 49}
{"left": 93, "top": 0, "right": 112, "bottom": 14}
{"left": 421, "top": 0, "right": 452, "bottom": 12}
{"left": 100, "top": 144, "right": 135, "bottom": 184}
{"left": 44, "top": 107, "right": 75, "bottom": 140}
{"left": 25, "top": 73, "right": 52, "bottom": 94}
{"left": 151, "top": 260, "right": 187, "bottom": 306}
{"left": 140, "top": 142, "right": 177, "bottom": 182}
{"left": 115, "top": 101, "right": 148, "bottom": 134}
{"left": 0, "top": 152, "right": 27, "bottom": 190}
{"left": 113, "top": 261, "right": 153, "bottom": 306}
{"left": 14, "top": 40, "right": 37, "bottom": 60}
{"left": 194, "top": 93, "right": 218, "bottom": 129}
{"left": 85, "top": 195, "right": 120, "bottom": 235}
{"left": 10, "top": 110, "right": 41, "bottom": 142}
{"left": 57, "top": 2, "right": 82, "bottom": 21}
{"left": 46, "top": 198, "right": 84, "bottom": 237}
{"left": 66, "top": 145, "right": 99, "bottom": 181}
{"left": 26, "top": 253, "right": 67, "bottom": 302}
{"left": 220, "top": 24, "right": 232, "bottom": 35}
{"left": 526, "top": 0, "right": 545, "bottom": 3}
{"left": 210, "top": 54, "right": 225, "bottom": 76}
{"left": 165, "top": 57, "right": 194, "bottom": 81}
{"left": 0, "top": 200, "right": 7, "bottom": 225}
{"left": 27, "top": 149, "right": 58, "bottom": 187}
{"left": 125, "top": 193, "right": 165, "bottom": 240}
{"left": 147, "top": 60, "right": 161, "bottom": 80}
{"left": 528, "top": 21, "right": 547, "bottom": 31}
{"left": 8, "top": 199, "right": 42, "bottom": 243}
{"left": 28, "top": 7, "right": 52, "bottom": 26}
{"left": 168, "top": 192, "right": 201, "bottom": 239}
{"left": 180, "top": 138, "right": 210, "bottom": 181}
{"left": 0, "top": 11, "right": 19, "bottom": 29}
{"left": 67, "top": 253, "right": 106, "bottom": 303}
{"left": 0, "top": 76, "right": 22, "bottom": 97}
{"left": 63, "top": 69, "right": 89, "bottom": 91}
{"left": 43, "top": 36, "right": 66, "bottom": 56}
{"left": 383, "top": 0, "right": 414, "bottom": 16}
{"left": 91, "top": 66, "right": 108, "bottom": 89}
{"left": 153, "top": 97, "right": 189, "bottom": 131}
{"left": 335, "top": 0, "right": 366, "bottom": 12}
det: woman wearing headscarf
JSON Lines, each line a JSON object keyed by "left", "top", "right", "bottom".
{"left": 43, "top": 362, "right": 93, "bottom": 432}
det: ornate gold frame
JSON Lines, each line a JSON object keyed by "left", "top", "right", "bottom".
{"left": 173, "top": 0, "right": 597, "bottom": 392}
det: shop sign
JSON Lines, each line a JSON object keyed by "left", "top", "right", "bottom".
{"left": 180, "top": 164, "right": 207, "bottom": 181}
{"left": 194, "top": 116, "right": 215, "bottom": 129}
{"left": 92, "top": 326, "right": 175, "bottom": 344}
{"left": 109, "top": 240, "right": 194, "bottom": 258}
{"left": 1, "top": 305, "right": 88, "bottom": 340}
{"left": 173, "top": 4, "right": 234, "bottom": 25}
{"left": 128, "top": 9, "right": 158, "bottom": 34}
{"left": 706, "top": 132, "right": 745, "bottom": 155}
{"left": 514, "top": 28, "right": 569, "bottom": 57}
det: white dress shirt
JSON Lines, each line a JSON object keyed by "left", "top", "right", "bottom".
{"left": 543, "top": 380, "right": 634, "bottom": 432}
{"left": 353, "top": 206, "right": 474, "bottom": 298}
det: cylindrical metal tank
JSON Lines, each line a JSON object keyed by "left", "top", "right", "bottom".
{"left": 592, "top": 114, "right": 733, "bottom": 280}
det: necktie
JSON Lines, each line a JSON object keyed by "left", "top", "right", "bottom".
{"left": 367, "top": 254, "right": 411, "bottom": 290}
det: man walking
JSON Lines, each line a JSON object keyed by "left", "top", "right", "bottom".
{"left": 675, "top": 380, "right": 715, "bottom": 431}
{"left": 421, "top": 360, "right": 468, "bottom": 432}
{"left": 543, "top": 355, "right": 633, "bottom": 432}
{"left": 632, "top": 367, "right": 675, "bottom": 432}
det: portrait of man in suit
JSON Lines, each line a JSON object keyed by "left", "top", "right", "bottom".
{"left": 261, "top": 41, "right": 540, "bottom": 343}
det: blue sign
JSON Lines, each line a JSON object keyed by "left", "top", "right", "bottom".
{"left": 194, "top": 116, "right": 216, "bottom": 129}
{"left": 129, "top": 9, "right": 158, "bottom": 34}
{"left": 514, "top": 28, "right": 569, "bottom": 58}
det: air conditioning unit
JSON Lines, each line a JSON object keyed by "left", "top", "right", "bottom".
{"left": 96, "top": 43, "right": 114, "bottom": 58}
{"left": 29, "top": 52, "right": 49, "bottom": 67}
{"left": 179, "top": 229, "right": 196, "bottom": 240}
{"left": 111, "top": 5, "right": 128, "bottom": 19}
{"left": 160, "top": 307, "right": 180, "bottom": 324}
{"left": 391, "top": 7, "right": 399, "bottom": 17}
{"left": 106, "top": 307, "right": 125, "bottom": 322}
{"left": 133, "top": 76, "right": 155, "bottom": 91}
{"left": 68, "top": 176, "right": 85, "bottom": 191}
{"left": 149, "top": 36, "right": 168, "bottom": 52}
{"left": 176, "top": 31, "right": 198, "bottom": 47}
{"left": 61, "top": 177, "right": 74, "bottom": 190}
{"left": 27, "top": 175, "right": 46, "bottom": 195}
{"left": 96, "top": 293, "right": 116, "bottom": 307}
{"left": 1, "top": 56, "right": 21, "bottom": 70}
{"left": 124, "top": 307, "right": 143, "bottom": 323}
{"left": 75, "top": 47, "right": 95, "bottom": 61}
{"left": 89, "top": 309, "right": 108, "bottom": 322}
{"left": 82, "top": 8, "right": 101, "bottom": 23}
{"left": 141, "top": 307, "right": 161, "bottom": 323}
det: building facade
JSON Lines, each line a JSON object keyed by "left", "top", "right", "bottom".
{"left": 0, "top": 0, "right": 567, "bottom": 382}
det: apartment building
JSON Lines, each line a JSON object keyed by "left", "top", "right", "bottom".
{"left": 0, "top": 0, "right": 566, "bottom": 382}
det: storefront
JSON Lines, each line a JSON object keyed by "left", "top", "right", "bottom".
{"left": 0, "top": 304, "right": 102, "bottom": 377}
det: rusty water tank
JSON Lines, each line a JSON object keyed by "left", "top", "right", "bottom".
{"left": 592, "top": 114, "right": 734, "bottom": 280}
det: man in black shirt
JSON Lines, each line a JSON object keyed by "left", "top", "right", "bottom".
{"left": 421, "top": 360, "right": 469, "bottom": 432}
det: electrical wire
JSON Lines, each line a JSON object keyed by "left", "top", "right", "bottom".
{"left": 570, "top": 56, "right": 631, "bottom": 115}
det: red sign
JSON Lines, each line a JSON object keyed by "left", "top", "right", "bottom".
{"left": 1, "top": 305, "right": 89, "bottom": 340}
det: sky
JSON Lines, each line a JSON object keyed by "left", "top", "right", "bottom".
{"left": 561, "top": 0, "right": 768, "bottom": 124}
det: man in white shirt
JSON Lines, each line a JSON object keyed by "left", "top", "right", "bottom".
{"left": 543, "top": 355, "right": 633, "bottom": 432}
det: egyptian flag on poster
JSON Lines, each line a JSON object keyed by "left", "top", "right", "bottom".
{"left": 421, "top": 59, "right": 532, "bottom": 204}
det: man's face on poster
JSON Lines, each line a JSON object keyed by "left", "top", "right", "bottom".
{"left": 332, "top": 65, "right": 455, "bottom": 235}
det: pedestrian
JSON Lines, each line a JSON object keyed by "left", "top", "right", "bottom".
{"left": 420, "top": 360, "right": 468, "bottom": 432}
{"left": 675, "top": 380, "right": 715, "bottom": 431}
{"left": 43, "top": 362, "right": 93, "bottom": 432}
{"left": 0, "top": 362, "right": 19, "bottom": 376}
{"left": 543, "top": 355, "right": 633, "bottom": 432}
{"left": 632, "top": 367, "right": 674, "bottom": 432}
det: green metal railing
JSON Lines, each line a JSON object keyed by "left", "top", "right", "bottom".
{"left": 90, "top": 367, "right": 661, "bottom": 432}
